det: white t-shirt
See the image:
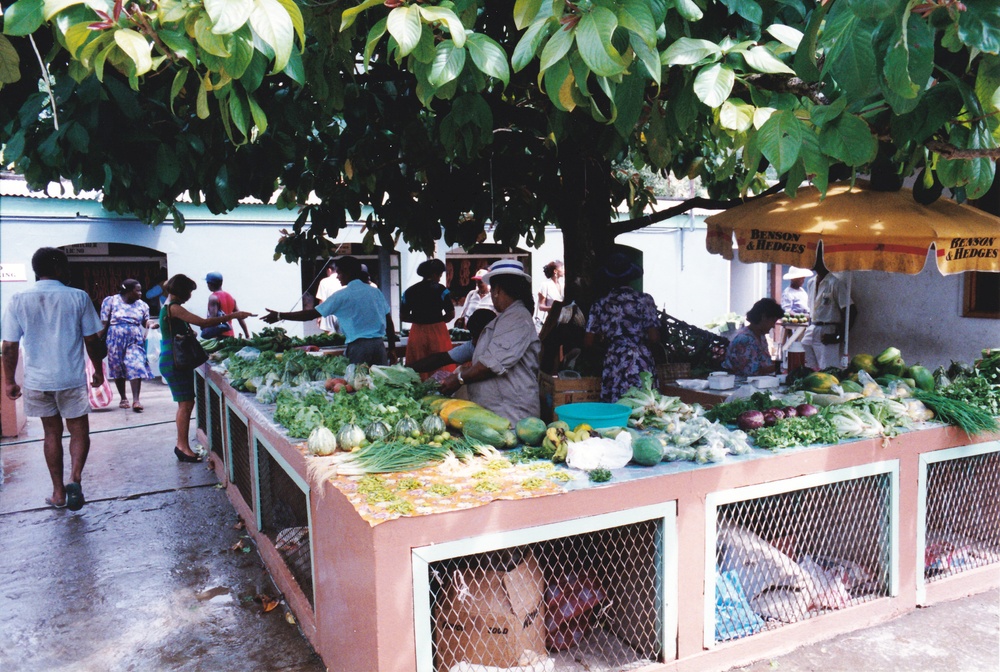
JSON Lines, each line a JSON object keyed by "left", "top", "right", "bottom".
{"left": 315, "top": 274, "right": 343, "bottom": 333}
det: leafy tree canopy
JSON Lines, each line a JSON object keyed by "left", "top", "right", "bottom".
{"left": 1, "top": 0, "right": 998, "bottom": 295}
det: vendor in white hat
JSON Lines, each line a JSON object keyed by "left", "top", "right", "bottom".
{"left": 439, "top": 259, "right": 540, "bottom": 424}
{"left": 454, "top": 267, "right": 493, "bottom": 329}
{"left": 781, "top": 267, "right": 813, "bottom": 314}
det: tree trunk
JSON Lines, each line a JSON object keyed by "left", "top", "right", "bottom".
{"left": 552, "top": 142, "right": 614, "bottom": 311}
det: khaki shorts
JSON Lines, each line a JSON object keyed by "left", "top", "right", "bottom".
{"left": 23, "top": 386, "right": 91, "bottom": 419}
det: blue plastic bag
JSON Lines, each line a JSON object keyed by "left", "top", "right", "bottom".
{"left": 715, "top": 569, "right": 764, "bottom": 641}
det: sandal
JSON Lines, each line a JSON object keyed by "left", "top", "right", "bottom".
{"left": 119, "top": 399, "right": 131, "bottom": 409}
{"left": 65, "top": 482, "right": 85, "bottom": 511}
{"left": 45, "top": 497, "right": 67, "bottom": 509}
{"left": 132, "top": 401, "right": 144, "bottom": 413}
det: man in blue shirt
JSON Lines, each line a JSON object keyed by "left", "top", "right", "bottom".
{"left": 2, "top": 247, "right": 106, "bottom": 511}
{"left": 263, "top": 256, "right": 397, "bottom": 365}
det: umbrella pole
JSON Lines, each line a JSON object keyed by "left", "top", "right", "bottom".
{"left": 842, "top": 272, "right": 852, "bottom": 368}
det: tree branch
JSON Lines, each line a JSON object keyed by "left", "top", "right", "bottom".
{"left": 926, "top": 140, "right": 1000, "bottom": 160}
{"left": 610, "top": 182, "right": 787, "bottom": 237}
{"left": 742, "top": 73, "right": 829, "bottom": 105}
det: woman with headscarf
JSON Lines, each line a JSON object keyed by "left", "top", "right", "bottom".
{"left": 160, "top": 274, "right": 254, "bottom": 462}
{"left": 584, "top": 253, "right": 661, "bottom": 402}
{"left": 100, "top": 279, "right": 155, "bottom": 412}
{"left": 440, "top": 260, "right": 541, "bottom": 425}
{"left": 722, "top": 298, "right": 784, "bottom": 376}
{"left": 400, "top": 258, "right": 455, "bottom": 379}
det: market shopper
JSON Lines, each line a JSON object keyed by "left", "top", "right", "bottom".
{"left": 409, "top": 309, "right": 496, "bottom": 374}
{"left": 202, "top": 272, "right": 250, "bottom": 339}
{"left": 536, "top": 260, "right": 565, "bottom": 327}
{"left": 99, "top": 279, "right": 155, "bottom": 412}
{"left": 401, "top": 259, "right": 455, "bottom": 379}
{"left": 454, "top": 268, "right": 493, "bottom": 329}
{"left": 802, "top": 255, "right": 856, "bottom": 370}
{"left": 439, "top": 260, "right": 540, "bottom": 424}
{"left": 261, "top": 256, "right": 397, "bottom": 366}
{"left": 314, "top": 261, "right": 343, "bottom": 334}
{"left": 781, "top": 267, "right": 813, "bottom": 314}
{"left": 584, "top": 253, "right": 661, "bottom": 402}
{"left": 1, "top": 247, "right": 106, "bottom": 510}
{"left": 160, "top": 274, "right": 254, "bottom": 462}
{"left": 722, "top": 299, "right": 784, "bottom": 376}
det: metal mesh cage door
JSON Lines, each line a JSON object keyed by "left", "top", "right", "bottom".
{"left": 227, "top": 407, "right": 253, "bottom": 511}
{"left": 195, "top": 371, "right": 207, "bottom": 435}
{"left": 428, "top": 519, "right": 665, "bottom": 671}
{"left": 208, "top": 386, "right": 224, "bottom": 459}
{"left": 924, "top": 449, "right": 1000, "bottom": 581}
{"left": 714, "top": 473, "right": 892, "bottom": 642}
{"left": 257, "top": 439, "right": 313, "bottom": 608}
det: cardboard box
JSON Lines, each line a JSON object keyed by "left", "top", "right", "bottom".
{"left": 434, "top": 551, "right": 547, "bottom": 670}
{"left": 538, "top": 375, "right": 601, "bottom": 422}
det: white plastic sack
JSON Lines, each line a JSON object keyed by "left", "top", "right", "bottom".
{"left": 146, "top": 336, "right": 161, "bottom": 378}
{"left": 566, "top": 431, "right": 633, "bottom": 471}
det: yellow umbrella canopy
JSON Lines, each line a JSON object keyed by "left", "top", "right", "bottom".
{"left": 705, "top": 181, "right": 1000, "bottom": 274}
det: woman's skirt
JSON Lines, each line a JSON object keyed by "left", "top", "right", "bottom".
{"left": 159, "top": 341, "right": 195, "bottom": 402}
{"left": 405, "top": 322, "right": 456, "bottom": 380}
{"left": 106, "top": 323, "right": 154, "bottom": 380}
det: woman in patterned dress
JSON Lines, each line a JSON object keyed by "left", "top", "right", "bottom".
{"left": 584, "top": 253, "right": 661, "bottom": 402}
{"left": 100, "top": 279, "right": 155, "bottom": 412}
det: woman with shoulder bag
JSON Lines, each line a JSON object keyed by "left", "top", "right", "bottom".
{"left": 160, "top": 274, "right": 254, "bottom": 462}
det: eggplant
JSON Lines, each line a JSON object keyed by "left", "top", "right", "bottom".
{"left": 782, "top": 406, "right": 798, "bottom": 418}
{"left": 762, "top": 409, "right": 783, "bottom": 427}
{"left": 796, "top": 404, "right": 819, "bottom": 417}
{"left": 737, "top": 410, "right": 765, "bottom": 431}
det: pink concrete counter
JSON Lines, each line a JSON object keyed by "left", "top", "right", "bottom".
{"left": 195, "top": 366, "right": 1000, "bottom": 672}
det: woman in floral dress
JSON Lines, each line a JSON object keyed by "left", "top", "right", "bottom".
{"left": 100, "top": 279, "right": 154, "bottom": 411}
{"left": 584, "top": 253, "right": 661, "bottom": 402}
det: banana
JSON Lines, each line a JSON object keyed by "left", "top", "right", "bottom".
{"left": 553, "top": 443, "right": 568, "bottom": 463}
{"left": 546, "top": 427, "right": 560, "bottom": 442}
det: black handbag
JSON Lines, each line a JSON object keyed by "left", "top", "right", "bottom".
{"left": 172, "top": 322, "right": 209, "bottom": 370}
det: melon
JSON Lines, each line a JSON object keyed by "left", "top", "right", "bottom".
{"left": 515, "top": 417, "right": 547, "bottom": 446}
{"left": 632, "top": 436, "right": 664, "bottom": 467}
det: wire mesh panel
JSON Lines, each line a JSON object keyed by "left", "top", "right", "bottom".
{"left": 208, "top": 386, "right": 224, "bottom": 460}
{"left": 256, "top": 438, "right": 313, "bottom": 608}
{"left": 227, "top": 406, "right": 254, "bottom": 511}
{"left": 427, "top": 519, "right": 664, "bottom": 671}
{"left": 924, "top": 449, "right": 1000, "bottom": 582}
{"left": 713, "top": 473, "right": 892, "bottom": 642}
{"left": 195, "top": 371, "right": 207, "bottom": 435}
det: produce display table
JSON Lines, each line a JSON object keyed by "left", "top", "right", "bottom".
{"left": 194, "top": 365, "right": 999, "bottom": 672}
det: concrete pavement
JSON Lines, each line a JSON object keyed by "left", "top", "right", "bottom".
{"left": 0, "top": 379, "right": 997, "bottom": 671}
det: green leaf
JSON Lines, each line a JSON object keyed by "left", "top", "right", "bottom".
{"left": 0, "top": 34, "right": 21, "bottom": 84}
{"left": 169, "top": 66, "right": 188, "bottom": 115}
{"left": 386, "top": 5, "right": 422, "bottom": 57}
{"left": 756, "top": 109, "right": 802, "bottom": 174}
{"left": 818, "top": 113, "right": 876, "bottom": 166}
{"left": 418, "top": 6, "right": 466, "bottom": 49}
{"left": 618, "top": 0, "right": 656, "bottom": 48}
{"left": 542, "top": 56, "right": 572, "bottom": 111}
{"left": 159, "top": 0, "right": 187, "bottom": 23}
{"left": 428, "top": 40, "right": 465, "bottom": 88}
{"left": 228, "top": 89, "right": 250, "bottom": 140}
{"left": 273, "top": 0, "right": 304, "bottom": 49}
{"left": 629, "top": 31, "right": 660, "bottom": 86}
{"left": 826, "top": 20, "right": 877, "bottom": 100}
{"left": 340, "top": 0, "right": 384, "bottom": 31}
{"left": 719, "top": 98, "right": 754, "bottom": 132}
{"left": 3, "top": 0, "right": 45, "bottom": 36}
{"left": 958, "top": 0, "right": 1000, "bottom": 55}
{"left": 159, "top": 29, "right": 197, "bottom": 66}
{"left": 249, "top": 0, "right": 294, "bottom": 72}
{"left": 792, "top": 0, "right": 828, "bottom": 82}
{"left": 766, "top": 24, "right": 803, "bottom": 50}
{"left": 156, "top": 144, "right": 181, "bottom": 186}
{"left": 114, "top": 29, "right": 153, "bottom": 76}
{"left": 539, "top": 22, "right": 574, "bottom": 73}
{"left": 720, "top": 0, "right": 762, "bottom": 24}
{"left": 976, "top": 55, "right": 1000, "bottom": 114}
{"left": 799, "top": 124, "right": 828, "bottom": 192}
{"left": 62, "top": 21, "right": 93, "bottom": 57}
{"left": 364, "top": 17, "right": 387, "bottom": 69}
{"left": 513, "top": 0, "right": 542, "bottom": 30}
{"left": 195, "top": 14, "right": 231, "bottom": 57}
{"left": 741, "top": 46, "right": 794, "bottom": 74}
{"left": 673, "top": 0, "right": 703, "bottom": 21}
{"left": 845, "top": 0, "right": 900, "bottom": 20}
{"left": 692, "top": 63, "right": 734, "bottom": 108}
{"left": 42, "top": 0, "right": 84, "bottom": 21}
{"left": 204, "top": 0, "right": 252, "bottom": 35}
{"left": 197, "top": 73, "right": 210, "bottom": 118}
{"left": 223, "top": 28, "right": 255, "bottom": 79}
{"left": 661, "top": 37, "right": 722, "bottom": 66}
{"left": 576, "top": 7, "right": 625, "bottom": 77}
{"left": 64, "top": 120, "right": 88, "bottom": 152}
{"left": 809, "top": 96, "right": 847, "bottom": 127}
{"left": 466, "top": 33, "right": 509, "bottom": 87}
{"left": 512, "top": 18, "right": 550, "bottom": 72}
{"left": 613, "top": 69, "right": 646, "bottom": 139}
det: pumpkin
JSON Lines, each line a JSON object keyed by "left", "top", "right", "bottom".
{"left": 395, "top": 415, "right": 422, "bottom": 438}
{"left": 337, "top": 422, "right": 365, "bottom": 452}
{"left": 421, "top": 414, "right": 446, "bottom": 436}
{"left": 307, "top": 426, "right": 337, "bottom": 456}
{"left": 365, "top": 419, "right": 392, "bottom": 443}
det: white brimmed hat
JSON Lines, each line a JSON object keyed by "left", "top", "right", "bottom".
{"left": 483, "top": 259, "right": 532, "bottom": 284}
{"left": 782, "top": 267, "right": 814, "bottom": 280}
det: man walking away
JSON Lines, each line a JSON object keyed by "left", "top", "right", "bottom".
{"left": 2, "top": 247, "right": 106, "bottom": 511}
{"left": 204, "top": 272, "right": 250, "bottom": 338}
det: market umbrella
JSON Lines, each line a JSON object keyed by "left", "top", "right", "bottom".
{"left": 705, "top": 181, "right": 1000, "bottom": 275}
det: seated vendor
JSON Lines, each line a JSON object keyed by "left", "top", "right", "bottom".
{"left": 438, "top": 260, "right": 541, "bottom": 425}
{"left": 722, "top": 299, "right": 784, "bottom": 376}
{"left": 408, "top": 309, "right": 495, "bottom": 374}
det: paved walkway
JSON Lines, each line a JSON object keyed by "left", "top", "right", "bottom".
{"left": 0, "top": 380, "right": 996, "bottom": 671}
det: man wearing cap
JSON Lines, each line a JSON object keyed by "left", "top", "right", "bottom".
{"left": 781, "top": 267, "right": 813, "bottom": 314}
{"left": 261, "top": 256, "right": 397, "bottom": 366}
{"left": 454, "top": 268, "right": 493, "bottom": 329}
{"left": 204, "top": 272, "right": 250, "bottom": 339}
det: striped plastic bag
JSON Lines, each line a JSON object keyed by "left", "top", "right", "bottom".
{"left": 86, "top": 358, "right": 114, "bottom": 409}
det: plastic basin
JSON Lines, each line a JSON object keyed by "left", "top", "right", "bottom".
{"left": 555, "top": 402, "right": 631, "bottom": 429}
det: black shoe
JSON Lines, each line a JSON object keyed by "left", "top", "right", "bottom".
{"left": 65, "top": 482, "right": 85, "bottom": 511}
{"left": 174, "top": 447, "right": 202, "bottom": 463}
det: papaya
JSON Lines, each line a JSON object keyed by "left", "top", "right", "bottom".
{"left": 515, "top": 417, "right": 547, "bottom": 446}
{"left": 439, "top": 399, "right": 479, "bottom": 424}
{"left": 849, "top": 354, "right": 878, "bottom": 375}
{"left": 906, "top": 365, "right": 935, "bottom": 392}
{"left": 463, "top": 421, "right": 509, "bottom": 449}
{"left": 802, "top": 372, "right": 840, "bottom": 394}
{"left": 878, "top": 358, "right": 907, "bottom": 377}
{"left": 423, "top": 395, "right": 450, "bottom": 412}
{"left": 447, "top": 406, "right": 511, "bottom": 432}
{"left": 839, "top": 380, "right": 864, "bottom": 394}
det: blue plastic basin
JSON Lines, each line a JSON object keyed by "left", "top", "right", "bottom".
{"left": 555, "top": 402, "right": 631, "bottom": 429}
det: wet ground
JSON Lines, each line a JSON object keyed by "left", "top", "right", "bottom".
{"left": 0, "top": 380, "right": 996, "bottom": 671}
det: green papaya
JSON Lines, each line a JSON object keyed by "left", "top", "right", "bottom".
{"left": 839, "top": 380, "right": 864, "bottom": 394}
{"left": 876, "top": 347, "right": 902, "bottom": 366}
{"left": 515, "top": 417, "right": 547, "bottom": 446}
{"left": 879, "top": 358, "right": 907, "bottom": 377}
{"left": 849, "top": 354, "right": 878, "bottom": 375}
{"left": 463, "top": 421, "right": 509, "bottom": 449}
{"left": 906, "top": 365, "right": 935, "bottom": 392}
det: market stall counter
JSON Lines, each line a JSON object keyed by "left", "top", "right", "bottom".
{"left": 193, "top": 364, "right": 999, "bottom": 672}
